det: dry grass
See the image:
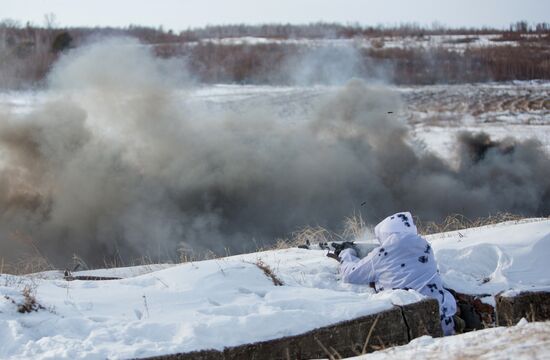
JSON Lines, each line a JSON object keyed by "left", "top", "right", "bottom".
{"left": 314, "top": 336, "right": 343, "bottom": 360}
{"left": 342, "top": 215, "right": 368, "bottom": 241}
{"left": 415, "top": 212, "right": 527, "bottom": 235}
{"left": 1, "top": 22, "right": 549, "bottom": 88}
{"left": 17, "top": 285, "right": 43, "bottom": 313}
{"left": 2, "top": 231, "right": 54, "bottom": 275}
{"left": 10, "top": 255, "right": 53, "bottom": 275}
{"left": 276, "top": 212, "right": 532, "bottom": 252}
{"left": 0, "top": 213, "right": 535, "bottom": 275}
{"left": 291, "top": 226, "right": 337, "bottom": 246}
{"left": 276, "top": 214, "right": 367, "bottom": 250}
{"left": 177, "top": 245, "right": 233, "bottom": 264}
{"left": 362, "top": 314, "right": 381, "bottom": 354}
{"left": 254, "top": 259, "right": 284, "bottom": 286}
{"left": 3, "top": 285, "right": 45, "bottom": 313}
{"left": 0, "top": 252, "right": 53, "bottom": 275}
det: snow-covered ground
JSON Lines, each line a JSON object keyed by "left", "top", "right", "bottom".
{"left": 403, "top": 81, "right": 550, "bottom": 158}
{"left": 2, "top": 81, "right": 548, "bottom": 160}
{"left": 351, "top": 319, "right": 550, "bottom": 360}
{"left": 1, "top": 219, "right": 549, "bottom": 359}
{"left": 429, "top": 219, "right": 550, "bottom": 299}
{"left": 194, "top": 34, "right": 527, "bottom": 52}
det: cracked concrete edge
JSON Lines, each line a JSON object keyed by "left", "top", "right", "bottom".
{"left": 495, "top": 291, "right": 550, "bottom": 326}
{"left": 397, "top": 298, "right": 443, "bottom": 340}
{"left": 136, "top": 298, "right": 441, "bottom": 360}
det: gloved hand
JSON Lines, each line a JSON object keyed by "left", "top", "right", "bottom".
{"left": 331, "top": 241, "right": 358, "bottom": 256}
{"left": 326, "top": 252, "right": 341, "bottom": 262}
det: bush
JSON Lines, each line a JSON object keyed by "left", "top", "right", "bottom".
{"left": 51, "top": 31, "right": 72, "bottom": 53}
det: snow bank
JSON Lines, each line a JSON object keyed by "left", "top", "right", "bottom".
{"left": 1, "top": 219, "right": 548, "bottom": 359}
{"left": 0, "top": 249, "right": 421, "bottom": 359}
{"left": 428, "top": 219, "right": 550, "bottom": 296}
{"left": 350, "top": 319, "right": 550, "bottom": 360}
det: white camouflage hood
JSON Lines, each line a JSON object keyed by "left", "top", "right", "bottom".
{"left": 374, "top": 211, "right": 418, "bottom": 243}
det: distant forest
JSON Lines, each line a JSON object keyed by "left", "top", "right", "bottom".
{"left": 1, "top": 21, "right": 549, "bottom": 88}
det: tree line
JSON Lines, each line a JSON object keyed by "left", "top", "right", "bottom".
{"left": 0, "top": 20, "right": 549, "bottom": 88}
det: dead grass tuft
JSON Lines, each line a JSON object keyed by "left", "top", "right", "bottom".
{"left": 18, "top": 285, "right": 43, "bottom": 313}
{"left": 254, "top": 259, "right": 284, "bottom": 286}
{"left": 362, "top": 314, "right": 381, "bottom": 354}
{"left": 4, "top": 285, "right": 45, "bottom": 313}
{"left": 342, "top": 214, "right": 367, "bottom": 241}
{"left": 3, "top": 231, "right": 54, "bottom": 275}
{"left": 314, "top": 336, "right": 343, "bottom": 360}
{"left": 3, "top": 254, "right": 53, "bottom": 275}
{"left": 291, "top": 226, "right": 337, "bottom": 245}
{"left": 0, "top": 213, "right": 534, "bottom": 274}
{"left": 276, "top": 214, "right": 371, "bottom": 251}
{"left": 416, "top": 212, "right": 526, "bottom": 235}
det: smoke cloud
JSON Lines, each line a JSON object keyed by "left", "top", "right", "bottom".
{"left": 1, "top": 38, "right": 549, "bottom": 267}
{"left": 281, "top": 45, "right": 366, "bottom": 86}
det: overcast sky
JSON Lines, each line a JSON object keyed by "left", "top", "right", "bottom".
{"left": 2, "top": 0, "right": 549, "bottom": 31}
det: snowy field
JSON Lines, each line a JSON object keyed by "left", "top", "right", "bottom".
{"left": 194, "top": 34, "right": 526, "bottom": 53}
{"left": 1, "top": 218, "right": 549, "bottom": 359}
{"left": 186, "top": 81, "right": 550, "bottom": 160}
{"left": 1, "top": 81, "right": 549, "bottom": 162}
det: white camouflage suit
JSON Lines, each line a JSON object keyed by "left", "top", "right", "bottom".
{"left": 339, "top": 212, "right": 457, "bottom": 335}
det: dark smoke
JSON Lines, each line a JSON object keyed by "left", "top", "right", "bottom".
{"left": 1, "top": 38, "right": 549, "bottom": 267}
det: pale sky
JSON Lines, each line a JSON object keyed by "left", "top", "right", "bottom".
{"left": 2, "top": 0, "right": 549, "bottom": 31}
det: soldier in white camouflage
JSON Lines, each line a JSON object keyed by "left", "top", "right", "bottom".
{"left": 337, "top": 211, "right": 457, "bottom": 335}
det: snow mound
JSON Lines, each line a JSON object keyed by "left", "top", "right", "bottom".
{"left": 350, "top": 319, "right": 550, "bottom": 360}
{"left": 428, "top": 219, "right": 550, "bottom": 296}
{"left": 0, "top": 249, "right": 421, "bottom": 359}
{"left": 0, "top": 219, "right": 549, "bottom": 359}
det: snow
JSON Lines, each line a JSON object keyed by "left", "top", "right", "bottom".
{"left": 195, "top": 34, "right": 524, "bottom": 52}
{"left": 3, "top": 82, "right": 548, "bottom": 159}
{"left": 186, "top": 82, "right": 550, "bottom": 161}
{"left": 0, "top": 249, "right": 423, "bottom": 359}
{"left": 428, "top": 219, "right": 550, "bottom": 296}
{"left": 1, "top": 219, "right": 549, "bottom": 359}
{"left": 349, "top": 319, "right": 550, "bottom": 360}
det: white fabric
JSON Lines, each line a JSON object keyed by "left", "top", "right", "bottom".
{"left": 374, "top": 211, "right": 418, "bottom": 243}
{"left": 340, "top": 212, "right": 457, "bottom": 336}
